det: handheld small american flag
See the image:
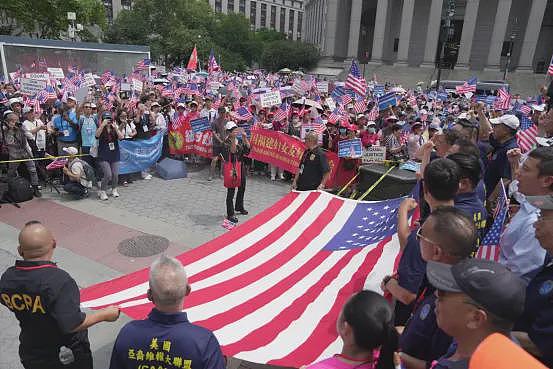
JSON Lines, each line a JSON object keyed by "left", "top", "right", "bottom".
{"left": 341, "top": 94, "right": 353, "bottom": 106}
{"left": 273, "top": 107, "right": 288, "bottom": 122}
{"left": 517, "top": 115, "right": 538, "bottom": 153}
{"left": 476, "top": 180, "right": 508, "bottom": 262}
{"left": 328, "top": 106, "right": 346, "bottom": 124}
{"left": 345, "top": 60, "right": 367, "bottom": 97}
{"left": 208, "top": 49, "right": 220, "bottom": 74}
{"left": 517, "top": 104, "right": 532, "bottom": 116}
{"left": 366, "top": 104, "right": 379, "bottom": 121}
{"left": 353, "top": 96, "right": 367, "bottom": 114}
{"left": 455, "top": 77, "right": 477, "bottom": 94}
{"left": 46, "top": 157, "right": 68, "bottom": 170}
{"left": 135, "top": 58, "right": 151, "bottom": 71}
{"left": 80, "top": 191, "right": 409, "bottom": 367}
{"left": 548, "top": 54, "right": 553, "bottom": 76}
{"left": 231, "top": 106, "right": 253, "bottom": 121}
{"left": 494, "top": 88, "right": 511, "bottom": 110}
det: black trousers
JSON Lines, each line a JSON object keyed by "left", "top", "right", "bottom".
{"left": 226, "top": 169, "right": 246, "bottom": 217}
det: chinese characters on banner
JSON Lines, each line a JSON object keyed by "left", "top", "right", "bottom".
{"left": 168, "top": 126, "right": 213, "bottom": 158}
{"left": 248, "top": 129, "right": 339, "bottom": 188}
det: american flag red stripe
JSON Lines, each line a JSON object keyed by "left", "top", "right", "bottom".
{"left": 366, "top": 105, "right": 379, "bottom": 121}
{"left": 517, "top": 124, "right": 538, "bottom": 153}
{"left": 80, "top": 191, "right": 404, "bottom": 367}
{"left": 548, "top": 54, "right": 553, "bottom": 76}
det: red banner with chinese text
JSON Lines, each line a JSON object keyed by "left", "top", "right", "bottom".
{"left": 169, "top": 124, "right": 212, "bottom": 158}
{"left": 248, "top": 129, "right": 339, "bottom": 189}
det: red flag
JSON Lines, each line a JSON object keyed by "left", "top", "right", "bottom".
{"left": 187, "top": 46, "right": 198, "bottom": 71}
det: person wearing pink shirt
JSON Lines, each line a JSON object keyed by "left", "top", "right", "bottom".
{"left": 304, "top": 290, "right": 399, "bottom": 369}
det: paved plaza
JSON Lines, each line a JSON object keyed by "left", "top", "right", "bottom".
{"left": 0, "top": 166, "right": 290, "bottom": 369}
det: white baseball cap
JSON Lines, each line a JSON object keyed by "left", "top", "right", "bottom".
{"left": 62, "top": 146, "right": 79, "bottom": 155}
{"left": 67, "top": 96, "right": 77, "bottom": 102}
{"left": 531, "top": 104, "right": 546, "bottom": 112}
{"left": 22, "top": 106, "right": 33, "bottom": 114}
{"left": 536, "top": 136, "right": 553, "bottom": 147}
{"left": 225, "top": 121, "right": 238, "bottom": 131}
{"left": 489, "top": 114, "right": 520, "bottom": 130}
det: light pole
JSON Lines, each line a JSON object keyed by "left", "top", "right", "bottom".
{"left": 436, "top": 0, "right": 455, "bottom": 90}
{"left": 503, "top": 33, "right": 515, "bottom": 81}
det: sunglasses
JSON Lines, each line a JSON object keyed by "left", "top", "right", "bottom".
{"left": 416, "top": 227, "right": 439, "bottom": 245}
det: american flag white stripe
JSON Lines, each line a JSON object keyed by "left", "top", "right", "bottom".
{"left": 81, "top": 191, "right": 402, "bottom": 367}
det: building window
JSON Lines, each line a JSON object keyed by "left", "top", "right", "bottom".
{"left": 261, "top": 3, "right": 267, "bottom": 28}
{"left": 280, "top": 7, "right": 286, "bottom": 31}
{"left": 393, "top": 38, "right": 399, "bottom": 52}
{"left": 103, "top": 1, "right": 113, "bottom": 23}
{"left": 215, "top": 0, "right": 222, "bottom": 12}
{"left": 270, "top": 5, "right": 276, "bottom": 29}
{"left": 297, "top": 12, "right": 302, "bottom": 38}
{"left": 228, "top": 0, "right": 234, "bottom": 12}
{"left": 250, "top": 1, "right": 257, "bottom": 25}
{"left": 501, "top": 40, "right": 514, "bottom": 57}
{"left": 239, "top": 0, "right": 246, "bottom": 14}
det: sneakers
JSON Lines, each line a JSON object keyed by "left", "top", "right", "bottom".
{"left": 227, "top": 216, "right": 239, "bottom": 223}
{"left": 271, "top": 176, "right": 276, "bottom": 181}
{"left": 112, "top": 188, "right": 120, "bottom": 198}
{"left": 236, "top": 209, "right": 249, "bottom": 215}
{"left": 80, "top": 189, "right": 89, "bottom": 199}
{"left": 207, "top": 176, "right": 213, "bottom": 181}
{"left": 98, "top": 190, "right": 108, "bottom": 201}
{"left": 143, "top": 174, "right": 152, "bottom": 180}
{"left": 279, "top": 174, "right": 285, "bottom": 180}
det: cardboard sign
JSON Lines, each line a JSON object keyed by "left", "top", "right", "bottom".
{"left": 362, "top": 146, "right": 387, "bottom": 163}
{"left": 316, "top": 81, "right": 329, "bottom": 94}
{"left": 120, "top": 82, "right": 131, "bottom": 91}
{"left": 82, "top": 73, "right": 96, "bottom": 87}
{"left": 74, "top": 86, "right": 89, "bottom": 103}
{"left": 260, "top": 91, "right": 282, "bottom": 108}
{"left": 338, "top": 138, "right": 363, "bottom": 158}
{"left": 25, "top": 73, "right": 50, "bottom": 80}
{"left": 47, "top": 67, "right": 65, "bottom": 79}
{"left": 325, "top": 97, "right": 336, "bottom": 111}
{"left": 132, "top": 79, "right": 143, "bottom": 92}
{"left": 20, "top": 78, "right": 47, "bottom": 95}
{"left": 190, "top": 117, "right": 210, "bottom": 134}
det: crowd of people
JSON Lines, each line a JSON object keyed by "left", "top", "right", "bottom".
{"left": 1, "top": 62, "right": 553, "bottom": 369}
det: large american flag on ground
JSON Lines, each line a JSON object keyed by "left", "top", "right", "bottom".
{"left": 81, "top": 191, "right": 406, "bottom": 367}
{"left": 345, "top": 60, "right": 366, "bottom": 97}
{"left": 476, "top": 180, "right": 508, "bottom": 262}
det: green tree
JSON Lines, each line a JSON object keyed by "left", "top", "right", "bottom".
{"left": 261, "top": 40, "right": 320, "bottom": 72}
{"left": 0, "top": 0, "right": 106, "bottom": 39}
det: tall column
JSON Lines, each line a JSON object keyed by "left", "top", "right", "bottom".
{"left": 234, "top": 0, "right": 239, "bottom": 13}
{"left": 324, "top": 0, "right": 340, "bottom": 56}
{"left": 370, "top": 0, "right": 389, "bottom": 64}
{"left": 266, "top": 4, "right": 271, "bottom": 29}
{"left": 209, "top": 0, "right": 215, "bottom": 8}
{"left": 484, "top": 0, "right": 512, "bottom": 71}
{"left": 292, "top": 9, "right": 298, "bottom": 40}
{"left": 284, "top": 7, "right": 290, "bottom": 35}
{"left": 245, "top": 0, "right": 251, "bottom": 20}
{"left": 222, "top": 0, "right": 228, "bottom": 14}
{"left": 394, "top": 0, "right": 416, "bottom": 66}
{"left": 455, "top": 0, "right": 480, "bottom": 69}
{"left": 515, "top": 0, "right": 548, "bottom": 72}
{"left": 276, "top": 6, "right": 282, "bottom": 32}
{"left": 421, "top": 0, "right": 444, "bottom": 67}
{"left": 347, "top": 0, "right": 364, "bottom": 58}
{"left": 256, "top": 2, "right": 261, "bottom": 29}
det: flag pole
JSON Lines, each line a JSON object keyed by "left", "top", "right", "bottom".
{"left": 336, "top": 173, "right": 359, "bottom": 197}
{"left": 358, "top": 165, "right": 396, "bottom": 201}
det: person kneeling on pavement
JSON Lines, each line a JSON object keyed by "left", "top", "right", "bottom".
{"left": 62, "top": 146, "right": 94, "bottom": 199}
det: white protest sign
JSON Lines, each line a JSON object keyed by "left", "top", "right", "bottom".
{"left": 260, "top": 91, "right": 282, "bottom": 108}
{"left": 325, "top": 97, "right": 336, "bottom": 111}
{"left": 155, "top": 65, "right": 166, "bottom": 73}
{"left": 132, "top": 79, "right": 143, "bottom": 92}
{"left": 316, "top": 81, "right": 329, "bottom": 94}
{"left": 209, "top": 82, "right": 220, "bottom": 93}
{"left": 74, "top": 86, "right": 89, "bottom": 103}
{"left": 362, "top": 146, "right": 387, "bottom": 164}
{"left": 82, "top": 73, "right": 96, "bottom": 87}
{"left": 25, "top": 73, "right": 50, "bottom": 80}
{"left": 120, "top": 82, "right": 131, "bottom": 91}
{"left": 20, "top": 78, "right": 47, "bottom": 95}
{"left": 47, "top": 67, "right": 65, "bottom": 79}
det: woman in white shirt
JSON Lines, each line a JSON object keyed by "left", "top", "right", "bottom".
{"left": 22, "top": 107, "right": 47, "bottom": 154}
{"left": 117, "top": 109, "right": 136, "bottom": 186}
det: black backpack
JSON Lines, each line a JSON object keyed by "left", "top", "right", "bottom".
{"left": 3, "top": 177, "right": 33, "bottom": 204}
